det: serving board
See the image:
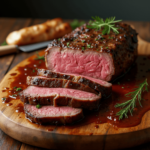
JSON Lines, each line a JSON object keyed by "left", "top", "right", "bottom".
{"left": 0, "top": 36, "right": 150, "bottom": 150}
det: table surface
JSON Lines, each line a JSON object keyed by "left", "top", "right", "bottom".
{"left": 0, "top": 18, "right": 150, "bottom": 150}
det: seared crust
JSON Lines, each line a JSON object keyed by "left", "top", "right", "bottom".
{"left": 45, "top": 23, "right": 138, "bottom": 81}
{"left": 37, "top": 69, "right": 112, "bottom": 98}
{"left": 6, "top": 18, "right": 72, "bottom": 45}
{"left": 26, "top": 76, "right": 97, "bottom": 94}
{"left": 20, "top": 87, "right": 101, "bottom": 110}
{"left": 24, "top": 104, "right": 84, "bottom": 125}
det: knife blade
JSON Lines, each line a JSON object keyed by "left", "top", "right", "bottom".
{"left": 0, "top": 40, "right": 52, "bottom": 56}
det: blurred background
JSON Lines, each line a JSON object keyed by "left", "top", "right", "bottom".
{"left": 0, "top": 0, "right": 150, "bottom": 21}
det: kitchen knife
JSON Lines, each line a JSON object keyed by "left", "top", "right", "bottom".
{"left": 0, "top": 40, "right": 52, "bottom": 56}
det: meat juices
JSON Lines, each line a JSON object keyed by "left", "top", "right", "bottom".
{"left": 45, "top": 23, "right": 138, "bottom": 81}
{"left": 20, "top": 86, "right": 101, "bottom": 110}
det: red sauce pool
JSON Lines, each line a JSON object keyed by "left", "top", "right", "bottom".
{"left": 1, "top": 51, "right": 150, "bottom": 128}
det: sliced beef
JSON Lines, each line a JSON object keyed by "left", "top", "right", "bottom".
{"left": 37, "top": 69, "right": 112, "bottom": 98}
{"left": 45, "top": 23, "right": 138, "bottom": 81}
{"left": 20, "top": 86, "right": 101, "bottom": 110}
{"left": 27, "top": 76, "right": 97, "bottom": 94}
{"left": 24, "top": 104, "right": 84, "bottom": 125}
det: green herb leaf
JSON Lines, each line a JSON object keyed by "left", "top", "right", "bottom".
{"left": 13, "top": 86, "right": 17, "bottom": 89}
{"left": 82, "top": 47, "right": 85, "bottom": 50}
{"left": 58, "top": 38, "right": 61, "bottom": 41}
{"left": 12, "top": 94, "right": 17, "bottom": 97}
{"left": 87, "top": 44, "right": 91, "bottom": 48}
{"left": 1, "top": 41, "right": 7, "bottom": 46}
{"left": 67, "top": 42, "right": 70, "bottom": 47}
{"left": 87, "top": 16, "right": 122, "bottom": 34}
{"left": 84, "top": 36, "right": 87, "bottom": 38}
{"left": 16, "top": 87, "right": 22, "bottom": 91}
{"left": 2, "top": 97, "right": 6, "bottom": 100}
{"left": 115, "top": 79, "right": 148, "bottom": 120}
{"left": 82, "top": 40, "right": 85, "bottom": 43}
{"left": 70, "top": 19, "right": 85, "bottom": 30}
{"left": 33, "top": 69, "right": 35, "bottom": 73}
{"left": 36, "top": 104, "right": 41, "bottom": 109}
{"left": 34, "top": 52, "right": 45, "bottom": 61}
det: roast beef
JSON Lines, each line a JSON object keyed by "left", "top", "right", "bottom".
{"left": 20, "top": 86, "right": 101, "bottom": 110}
{"left": 45, "top": 23, "right": 138, "bottom": 81}
{"left": 27, "top": 76, "right": 97, "bottom": 94}
{"left": 37, "top": 69, "right": 112, "bottom": 98}
{"left": 24, "top": 104, "right": 83, "bottom": 125}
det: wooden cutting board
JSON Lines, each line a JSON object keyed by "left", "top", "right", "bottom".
{"left": 0, "top": 37, "right": 150, "bottom": 150}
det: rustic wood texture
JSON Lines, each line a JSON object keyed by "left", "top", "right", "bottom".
{"left": 0, "top": 18, "right": 150, "bottom": 150}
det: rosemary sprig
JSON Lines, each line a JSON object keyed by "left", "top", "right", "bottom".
{"left": 70, "top": 19, "right": 85, "bottom": 30}
{"left": 115, "top": 79, "right": 148, "bottom": 120}
{"left": 87, "top": 16, "right": 122, "bottom": 35}
{"left": 1, "top": 41, "right": 7, "bottom": 46}
{"left": 34, "top": 52, "right": 45, "bottom": 61}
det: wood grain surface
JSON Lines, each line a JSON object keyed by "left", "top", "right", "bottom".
{"left": 0, "top": 18, "right": 150, "bottom": 150}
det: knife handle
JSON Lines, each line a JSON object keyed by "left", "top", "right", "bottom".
{"left": 0, "top": 45, "right": 18, "bottom": 56}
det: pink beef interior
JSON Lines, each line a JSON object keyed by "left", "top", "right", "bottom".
{"left": 46, "top": 47, "right": 114, "bottom": 81}
{"left": 25, "top": 105, "right": 81, "bottom": 117}
{"left": 24, "top": 86, "right": 99, "bottom": 99}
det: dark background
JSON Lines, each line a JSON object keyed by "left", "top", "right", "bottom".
{"left": 0, "top": 0, "right": 150, "bottom": 21}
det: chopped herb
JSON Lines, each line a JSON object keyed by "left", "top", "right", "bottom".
{"left": 118, "top": 82, "right": 120, "bottom": 85}
{"left": 70, "top": 19, "right": 85, "bottom": 30}
{"left": 82, "top": 47, "right": 85, "bottom": 50}
{"left": 109, "top": 36, "right": 113, "bottom": 39}
{"left": 2, "top": 97, "right": 6, "bottom": 100}
{"left": 12, "top": 94, "right": 17, "bottom": 97}
{"left": 115, "top": 79, "right": 148, "bottom": 120}
{"left": 36, "top": 104, "right": 41, "bottom": 109}
{"left": 58, "top": 38, "right": 61, "bottom": 41}
{"left": 122, "top": 87, "right": 124, "bottom": 89}
{"left": 97, "top": 49, "right": 99, "bottom": 51}
{"left": 1, "top": 41, "right": 7, "bottom": 46}
{"left": 87, "top": 44, "right": 91, "bottom": 48}
{"left": 67, "top": 42, "right": 70, "bottom": 47}
{"left": 13, "top": 86, "right": 17, "bottom": 89}
{"left": 34, "top": 52, "right": 45, "bottom": 61}
{"left": 87, "top": 16, "right": 122, "bottom": 35}
{"left": 100, "top": 46, "right": 103, "bottom": 48}
{"left": 82, "top": 40, "right": 85, "bottom": 43}
{"left": 33, "top": 69, "right": 35, "bottom": 73}
{"left": 16, "top": 87, "right": 22, "bottom": 91}
{"left": 95, "top": 39, "right": 99, "bottom": 41}
{"left": 106, "top": 47, "right": 109, "bottom": 49}
{"left": 84, "top": 36, "right": 87, "bottom": 38}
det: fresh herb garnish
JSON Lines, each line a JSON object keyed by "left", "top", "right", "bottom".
{"left": 122, "top": 87, "right": 124, "bottom": 89}
{"left": 82, "top": 40, "right": 85, "bottom": 43}
{"left": 36, "top": 104, "right": 41, "bottom": 109}
{"left": 12, "top": 94, "right": 17, "bottom": 97}
{"left": 106, "top": 47, "right": 109, "bottom": 49}
{"left": 100, "top": 46, "right": 103, "bottom": 48}
{"left": 58, "top": 38, "right": 61, "bottom": 41}
{"left": 33, "top": 69, "right": 35, "bottom": 73}
{"left": 1, "top": 41, "right": 7, "bottom": 46}
{"left": 82, "top": 47, "right": 85, "bottom": 50}
{"left": 67, "top": 42, "right": 70, "bottom": 47}
{"left": 34, "top": 52, "right": 45, "bottom": 61}
{"left": 95, "top": 39, "right": 99, "bottom": 41}
{"left": 2, "top": 97, "right": 6, "bottom": 100}
{"left": 16, "top": 87, "right": 22, "bottom": 91}
{"left": 70, "top": 19, "right": 85, "bottom": 30}
{"left": 87, "top": 44, "right": 91, "bottom": 48}
{"left": 109, "top": 36, "right": 113, "bottom": 39}
{"left": 115, "top": 79, "right": 148, "bottom": 120}
{"left": 13, "top": 86, "right": 17, "bottom": 89}
{"left": 87, "top": 16, "right": 122, "bottom": 35}
{"left": 84, "top": 36, "right": 87, "bottom": 38}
